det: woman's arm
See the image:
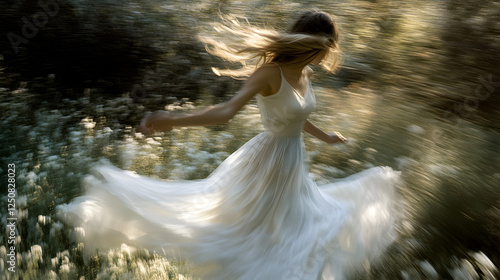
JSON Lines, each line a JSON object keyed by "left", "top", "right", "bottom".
{"left": 303, "top": 119, "right": 347, "bottom": 144}
{"left": 140, "top": 65, "right": 275, "bottom": 135}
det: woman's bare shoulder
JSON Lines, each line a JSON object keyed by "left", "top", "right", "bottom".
{"left": 257, "top": 63, "right": 281, "bottom": 74}
{"left": 252, "top": 63, "right": 281, "bottom": 96}
{"left": 252, "top": 63, "right": 281, "bottom": 82}
{"left": 305, "top": 66, "right": 314, "bottom": 77}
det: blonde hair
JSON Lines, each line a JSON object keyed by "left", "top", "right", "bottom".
{"left": 199, "top": 11, "right": 342, "bottom": 78}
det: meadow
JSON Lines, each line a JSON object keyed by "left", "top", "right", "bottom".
{"left": 1, "top": 0, "right": 499, "bottom": 279}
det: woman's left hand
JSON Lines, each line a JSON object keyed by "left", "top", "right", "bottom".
{"left": 326, "top": 131, "right": 348, "bottom": 144}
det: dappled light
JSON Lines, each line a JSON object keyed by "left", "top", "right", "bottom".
{"left": 0, "top": 0, "right": 499, "bottom": 279}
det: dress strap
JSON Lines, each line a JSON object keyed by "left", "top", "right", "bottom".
{"left": 270, "top": 62, "right": 283, "bottom": 76}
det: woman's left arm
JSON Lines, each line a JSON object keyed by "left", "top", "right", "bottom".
{"left": 303, "top": 119, "right": 347, "bottom": 144}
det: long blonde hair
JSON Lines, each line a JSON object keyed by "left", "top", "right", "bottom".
{"left": 199, "top": 11, "right": 342, "bottom": 78}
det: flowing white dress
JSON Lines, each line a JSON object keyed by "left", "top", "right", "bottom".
{"left": 58, "top": 67, "right": 400, "bottom": 280}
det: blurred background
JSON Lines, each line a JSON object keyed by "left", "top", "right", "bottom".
{"left": 0, "top": 0, "right": 499, "bottom": 279}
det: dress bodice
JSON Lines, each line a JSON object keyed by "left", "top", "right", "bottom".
{"left": 255, "top": 66, "right": 316, "bottom": 137}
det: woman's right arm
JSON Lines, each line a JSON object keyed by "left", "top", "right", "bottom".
{"left": 140, "top": 65, "right": 275, "bottom": 136}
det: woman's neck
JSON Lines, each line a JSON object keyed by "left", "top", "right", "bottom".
{"left": 278, "top": 62, "right": 308, "bottom": 78}
{"left": 278, "top": 52, "right": 318, "bottom": 74}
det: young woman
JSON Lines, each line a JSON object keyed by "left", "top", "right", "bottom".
{"left": 60, "top": 10, "right": 400, "bottom": 280}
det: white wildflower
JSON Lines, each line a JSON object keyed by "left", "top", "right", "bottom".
{"left": 0, "top": 246, "right": 6, "bottom": 258}
{"left": 407, "top": 124, "right": 425, "bottom": 134}
{"left": 134, "top": 132, "right": 144, "bottom": 139}
{"left": 146, "top": 138, "right": 161, "bottom": 146}
{"left": 81, "top": 117, "right": 95, "bottom": 129}
{"left": 70, "top": 227, "right": 86, "bottom": 242}
{"left": 50, "top": 222, "right": 63, "bottom": 237}
{"left": 51, "top": 257, "right": 59, "bottom": 268}
{"left": 46, "top": 270, "right": 57, "bottom": 280}
{"left": 60, "top": 263, "right": 70, "bottom": 274}
{"left": 419, "top": 260, "right": 438, "bottom": 279}
{"left": 471, "top": 252, "right": 497, "bottom": 279}
{"left": 17, "top": 195, "right": 28, "bottom": 208}
{"left": 449, "top": 258, "right": 478, "bottom": 280}
{"left": 31, "top": 245, "right": 43, "bottom": 263}
{"left": 38, "top": 215, "right": 46, "bottom": 225}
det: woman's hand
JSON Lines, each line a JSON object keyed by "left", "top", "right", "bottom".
{"left": 140, "top": 110, "right": 173, "bottom": 136}
{"left": 326, "top": 131, "right": 348, "bottom": 144}
{"left": 303, "top": 120, "right": 348, "bottom": 144}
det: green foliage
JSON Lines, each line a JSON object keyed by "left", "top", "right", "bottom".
{"left": 0, "top": 1, "right": 499, "bottom": 279}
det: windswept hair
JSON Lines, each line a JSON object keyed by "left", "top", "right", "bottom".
{"left": 199, "top": 11, "right": 342, "bottom": 78}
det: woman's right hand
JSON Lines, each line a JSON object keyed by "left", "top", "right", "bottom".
{"left": 140, "top": 110, "right": 173, "bottom": 136}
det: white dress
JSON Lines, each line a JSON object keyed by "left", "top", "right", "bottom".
{"left": 58, "top": 67, "right": 400, "bottom": 280}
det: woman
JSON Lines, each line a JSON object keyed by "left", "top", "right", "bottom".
{"left": 60, "top": 10, "right": 400, "bottom": 280}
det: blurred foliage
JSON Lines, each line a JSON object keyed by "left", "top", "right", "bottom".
{"left": 0, "top": 0, "right": 499, "bottom": 278}
{"left": 1, "top": 0, "right": 157, "bottom": 93}
{"left": 0, "top": 0, "right": 238, "bottom": 103}
{"left": 0, "top": 0, "right": 498, "bottom": 128}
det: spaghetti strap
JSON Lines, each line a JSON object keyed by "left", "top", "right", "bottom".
{"left": 270, "top": 62, "right": 283, "bottom": 76}
{"left": 269, "top": 62, "right": 307, "bottom": 99}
